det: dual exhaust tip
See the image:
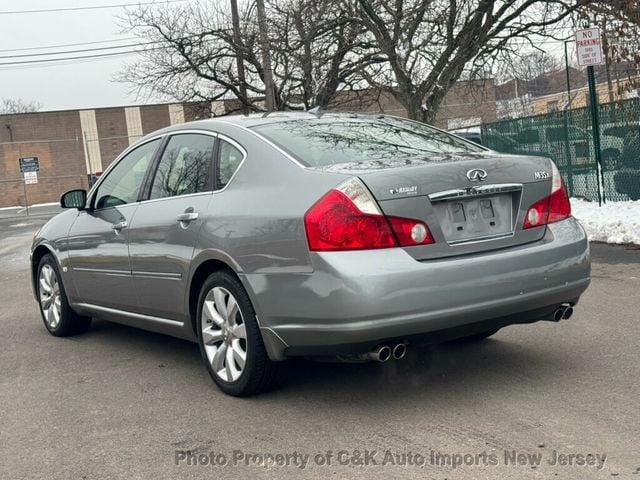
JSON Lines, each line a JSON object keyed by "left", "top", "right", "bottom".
{"left": 363, "top": 343, "right": 406, "bottom": 362}
{"left": 553, "top": 304, "right": 574, "bottom": 321}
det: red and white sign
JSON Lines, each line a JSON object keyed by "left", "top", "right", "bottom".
{"left": 575, "top": 27, "right": 604, "bottom": 67}
{"left": 23, "top": 171, "right": 38, "bottom": 184}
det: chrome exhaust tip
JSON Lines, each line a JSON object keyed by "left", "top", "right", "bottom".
{"left": 553, "top": 307, "right": 565, "bottom": 322}
{"left": 392, "top": 343, "right": 407, "bottom": 360}
{"left": 562, "top": 306, "right": 574, "bottom": 320}
{"left": 364, "top": 345, "right": 392, "bottom": 362}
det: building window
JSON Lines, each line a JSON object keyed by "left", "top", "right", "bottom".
{"left": 547, "top": 100, "right": 559, "bottom": 113}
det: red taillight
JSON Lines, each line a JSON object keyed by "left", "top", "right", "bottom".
{"left": 547, "top": 178, "right": 571, "bottom": 223}
{"left": 304, "top": 190, "right": 396, "bottom": 251}
{"left": 304, "top": 178, "right": 434, "bottom": 251}
{"left": 524, "top": 162, "right": 571, "bottom": 229}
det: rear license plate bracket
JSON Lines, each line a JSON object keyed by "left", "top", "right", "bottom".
{"left": 433, "top": 193, "right": 514, "bottom": 244}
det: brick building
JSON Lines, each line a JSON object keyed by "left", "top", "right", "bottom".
{"left": 0, "top": 102, "right": 211, "bottom": 207}
{"left": 0, "top": 81, "right": 496, "bottom": 207}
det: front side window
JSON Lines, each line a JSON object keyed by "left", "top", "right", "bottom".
{"left": 94, "top": 138, "right": 160, "bottom": 209}
{"left": 149, "top": 134, "right": 215, "bottom": 200}
{"left": 217, "top": 140, "right": 244, "bottom": 188}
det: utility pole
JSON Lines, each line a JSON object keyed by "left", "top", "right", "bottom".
{"left": 564, "top": 40, "right": 573, "bottom": 110}
{"left": 230, "top": 0, "right": 249, "bottom": 114}
{"left": 602, "top": 32, "right": 615, "bottom": 103}
{"left": 255, "top": 0, "right": 276, "bottom": 112}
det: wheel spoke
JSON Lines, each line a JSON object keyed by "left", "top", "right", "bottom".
{"left": 42, "top": 296, "right": 53, "bottom": 309}
{"left": 51, "top": 304, "right": 60, "bottom": 327}
{"left": 232, "top": 323, "right": 246, "bottom": 340}
{"left": 39, "top": 277, "right": 51, "bottom": 294}
{"left": 213, "top": 288, "right": 227, "bottom": 320}
{"left": 226, "top": 295, "right": 238, "bottom": 324}
{"left": 44, "top": 266, "right": 53, "bottom": 286}
{"left": 45, "top": 303, "right": 53, "bottom": 324}
{"left": 231, "top": 341, "right": 246, "bottom": 369}
{"left": 225, "top": 346, "right": 235, "bottom": 380}
{"left": 202, "top": 326, "right": 223, "bottom": 345}
{"left": 204, "top": 300, "right": 224, "bottom": 327}
{"left": 212, "top": 344, "right": 227, "bottom": 373}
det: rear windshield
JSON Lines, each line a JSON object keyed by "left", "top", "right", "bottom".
{"left": 252, "top": 117, "right": 483, "bottom": 167}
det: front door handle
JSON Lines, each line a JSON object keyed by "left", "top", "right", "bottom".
{"left": 176, "top": 212, "right": 199, "bottom": 223}
{"left": 112, "top": 220, "right": 128, "bottom": 231}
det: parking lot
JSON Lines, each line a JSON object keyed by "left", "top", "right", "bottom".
{"left": 1, "top": 215, "right": 639, "bottom": 479}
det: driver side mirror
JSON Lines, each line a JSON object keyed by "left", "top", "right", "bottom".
{"left": 60, "top": 189, "right": 87, "bottom": 210}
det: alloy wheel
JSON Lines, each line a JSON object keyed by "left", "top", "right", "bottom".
{"left": 201, "top": 286, "right": 247, "bottom": 382}
{"left": 39, "top": 264, "right": 62, "bottom": 329}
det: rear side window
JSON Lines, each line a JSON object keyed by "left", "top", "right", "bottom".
{"left": 150, "top": 134, "right": 215, "bottom": 199}
{"left": 217, "top": 139, "right": 244, "bottom": 189}
{"left": 252, "top": 117, "right": 482, "bottom": 167}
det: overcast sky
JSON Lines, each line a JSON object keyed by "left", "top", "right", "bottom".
{"left": 1, "top": 0, "right": 576, "bottom": 113}
{"left": 0, "top": 0, "right": 197, "bottom": 111}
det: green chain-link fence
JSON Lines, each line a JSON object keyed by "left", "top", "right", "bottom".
{"left": 481, "top": 97, "right": 640, "bottom": 201}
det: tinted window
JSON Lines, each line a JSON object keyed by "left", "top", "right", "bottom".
{"left": 252, "top": 117, "right": 482, "bottom": 167}
{"left": 217, "top": 140, "right": 244, "bottom": 188}
{"left": 94, "top": 138, "right": 160, "bottom": 209}
{"left": 150, "top": 134, "right": 215, "bottom": 199}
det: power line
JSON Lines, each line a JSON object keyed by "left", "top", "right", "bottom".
{"left": 0, "top": 41, "right": 159, "bottom": 60}
{"left": 0, "top": 37, "right": 139, "bottom": 53}
{"left": 0, "top": 0, "right": 187, "bottom": 15}
{"left": 0, "top": 49, "right": 156, "bottom": 67}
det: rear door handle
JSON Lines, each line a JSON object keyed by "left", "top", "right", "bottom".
{"left": 112, "top": 221, "right": 128, "bottom": 230}
{"left": 176, "top": 212, "right": 199, "bottom": 223}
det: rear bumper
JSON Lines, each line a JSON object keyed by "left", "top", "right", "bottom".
{"left": 242, "top": 217, "right": 590, "bottom": 360}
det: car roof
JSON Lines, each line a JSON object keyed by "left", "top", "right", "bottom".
{"left": 151, "top": 111, "right": 389, "bottom": 135}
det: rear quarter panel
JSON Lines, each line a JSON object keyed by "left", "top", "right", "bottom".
{"left": 193, "top": 123, "right": 349, "bottom": 275}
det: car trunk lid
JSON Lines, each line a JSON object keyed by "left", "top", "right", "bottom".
{"left": 311, "top": 152, "right": 554, "bottom": 260}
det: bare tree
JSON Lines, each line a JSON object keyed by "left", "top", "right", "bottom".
{"left": 120, "top": 0, "right": 618, "bottom": 122}
{"left": 507, "top": 51, "right": 561, "bottom": 82}
{"left": 349, "top": 0, "right": 591, "bottom": 123}
{"left": 0, "top": 98, "right": 42, "bottom": 114}
{"left": 119, "top": 0, "right": 368, "bottom": 113}
{"left": 579, "top": 1, "right": 640, "bottom": 98}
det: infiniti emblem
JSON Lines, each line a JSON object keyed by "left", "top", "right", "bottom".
{"left": 466, "top": 168, "right": 488, "bottom": 182}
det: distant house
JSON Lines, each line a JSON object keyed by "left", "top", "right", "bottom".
{"left": 495, "top": 62, "right": 640, "bottom": 117}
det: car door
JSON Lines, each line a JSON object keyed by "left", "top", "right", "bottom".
{"left": 127, "top": 132, "right": 218, "bottom": 321}
{"left": 66, "top": 137, "right": 162, "bottom": 311}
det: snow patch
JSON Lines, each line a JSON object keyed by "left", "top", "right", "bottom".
{"left": 571, "top": 198, "right": 640, "bottom": 245}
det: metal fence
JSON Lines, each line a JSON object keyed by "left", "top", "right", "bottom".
{"left": 481, "top": 97, "right": 640, "bottom": 202}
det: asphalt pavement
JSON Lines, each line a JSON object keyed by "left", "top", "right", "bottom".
{"left": 1, "top": 215, "right": 638, "bottom": 479}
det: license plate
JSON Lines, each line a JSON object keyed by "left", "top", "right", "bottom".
{"left": 434, "top": 194, "right": 513, "bottom": 243}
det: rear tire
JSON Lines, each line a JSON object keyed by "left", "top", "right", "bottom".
{"left": 196, "top": 271, "right": 278, "bottom": 396}
{"left": 36, "top": 254, "right": 92, "bottom": 337}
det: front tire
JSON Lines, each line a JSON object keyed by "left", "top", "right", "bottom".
{"left": 36, "top": 254, "right": 92, "bottom": 336}
{"left": 196, "top": 271, "right": 278, "bottom": 396}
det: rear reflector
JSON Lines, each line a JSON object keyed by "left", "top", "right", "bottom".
{"left": 524, "top": 161, "right": 571, "bottom": 229}
{"left": 305, "top": 178, "right": 434, "bottom": 251}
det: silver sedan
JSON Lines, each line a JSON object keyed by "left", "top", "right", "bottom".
{"left": 31, "top": 113, "right": 590, "bottom": 396}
